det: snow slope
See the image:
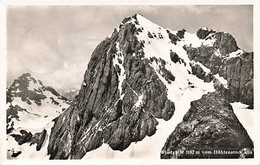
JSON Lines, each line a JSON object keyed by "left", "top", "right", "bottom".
{"left": 231, "top": 102, "right": 255, "bottom": 142}
{"left": 9, "top": 91, "right": 68, "bottom": 130}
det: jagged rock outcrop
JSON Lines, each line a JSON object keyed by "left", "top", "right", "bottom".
{"left": 166, "top": 29, "right": 180, "bottom": 45}
{"left": 31, "top": 129, "right": 47, "bottom": 151}
{"left": 161, "top": 92, "right": 253, "bottom": 159}
{"left": 10, "top": 129, "right": 47, "bottom": 151}
{"left": 196, "top": 28, "right": 215, "bottom": 39}
{"left": 48, "top": 14, "right": 175, "bottom": 159}
{"left": 189, "top": 63, "right": 214, "bottom": 83}
{"left": 196, "top": 28, "right": 238, "bottom": 54}
{"left": 184, "top": 28, "right": 253, "bottom": 108}
{"left": 11, "top": 130, "right": 32, "bottom": 145}
{"left": 176, "top": 29, "right": 186, "bottom": 39}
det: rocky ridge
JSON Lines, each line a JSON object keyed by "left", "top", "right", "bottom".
{"left": 184, "top": 28, "right": 253, "bottom": 108}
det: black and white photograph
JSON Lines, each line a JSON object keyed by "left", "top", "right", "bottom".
{"left": 0, "top": 2, "right": 259, "bottom": 165}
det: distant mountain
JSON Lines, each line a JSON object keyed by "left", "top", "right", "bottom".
{"left": 46, "top": 14, "right": 253, "bottom": 159}
{"left": 6, "top": 73, "right": 70, "bottom": 159}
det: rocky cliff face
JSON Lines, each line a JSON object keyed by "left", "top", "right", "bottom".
{"left": 184, "top": 28, "right": 253, "bottom": 108}
{"left": 6, "top": 73, "right": 70, "bottom": 159}
{"left": 47, "top": 14, "right": 253, "bottom": 159}
{"left": 161, "top": 92, "right": 253, "bottom": 159}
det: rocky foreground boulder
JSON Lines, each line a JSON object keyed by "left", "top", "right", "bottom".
{"left": 161, "top": 92, "right": 253, "bottom": 159}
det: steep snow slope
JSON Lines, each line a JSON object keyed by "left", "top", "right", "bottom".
{"left": 134, "top": 14, "right": 215, "bottom": 101}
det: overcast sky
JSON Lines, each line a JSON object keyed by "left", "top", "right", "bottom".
{"left": 7, "top": 5, "right": 253, "bottom": 91}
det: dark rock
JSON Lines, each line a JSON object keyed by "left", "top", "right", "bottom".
{"left": 214, "top": 32, "right": 238, "bottom": 54}
{"left": 176, "top": 29, "right": 186, "bottom": 39}
{"left": 30, "top": 129, "right": 47, "bottom": 151}
{"left": 196, "top": 28, "right": 238, "bottom": 54}
{"left": 152, "top": 32, "right": 157, "bottom": 38}
{"left": 166, "top": 30, "right": 180, "bottom": 45}
{"left": 50, "top": 97, "right": 59, "bottom": 106}
{"left": 170, "top": 51, "right": 185, "bottom": 65}
{"left": 150, "top": 57, "right": 175, "bottom": 83}
{"left": 189, "top": 63, "right": 214, "bottom": 83}
{"left": 158, "top": 33, "right": 163, "bottom": 39}
{"left": 6, "top": 105, "right": 24, "bottom": 122}
{"left": 43, "top": 86, "right": 62, "bottom": 97}
{"left": 161, "top": 92, "right": 254, "bottom": 159}
{"left": 222, "top": 52, "right": 253, "bottom": 106}
{"left": 196, "top": 28, "right": 215, "bottom": 39}
{"left": 184, "top": 37, "right": 253, "bottom": 107}
{"left": 11, "top": 151, "right": 22, "bottom": 157}
{"left": 148, "top": 31, "right": 153, "bottom": 38}
{"left": 10, "top": 129, "right": 47, "bottom": 152}
{"left": 121, "top": 16, "right": 132, "bottom": 24}
{"left": 11, "top": 130, "right": 32, "bottom": 145}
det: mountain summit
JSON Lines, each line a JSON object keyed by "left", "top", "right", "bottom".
{"left": 14, "top": 14, "right": 253, "bottom": 159}
{"left": 7, "top": 73, "right": 70, "bottom": 159}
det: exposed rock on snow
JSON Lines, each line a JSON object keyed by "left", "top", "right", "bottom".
{"left": 184, "top": 36, "right": 253, "bottom": 108}
{"left": 161, "top": 92, "right": 253, "bottom": 159}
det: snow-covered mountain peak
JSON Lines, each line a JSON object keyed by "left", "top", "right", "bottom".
{"left": 113, "top": 15, "right": 245, "bottom": 101}
{"left": 116, "top": 14, "right": 217, "bottom": 103}
{"left": 7, "top": 73, "right": 69, "bottom": 130}
{"left": 7, "top": 73, "right": 70, "bottom": 159}
{"left": 9, "top": 73, "right": 41, "bottom": 92}
{"left": 7, "top": 73, "right": 69, "bottom": 105}
{"left": 120, "top": 14, "right": 240, "bottom": 60}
